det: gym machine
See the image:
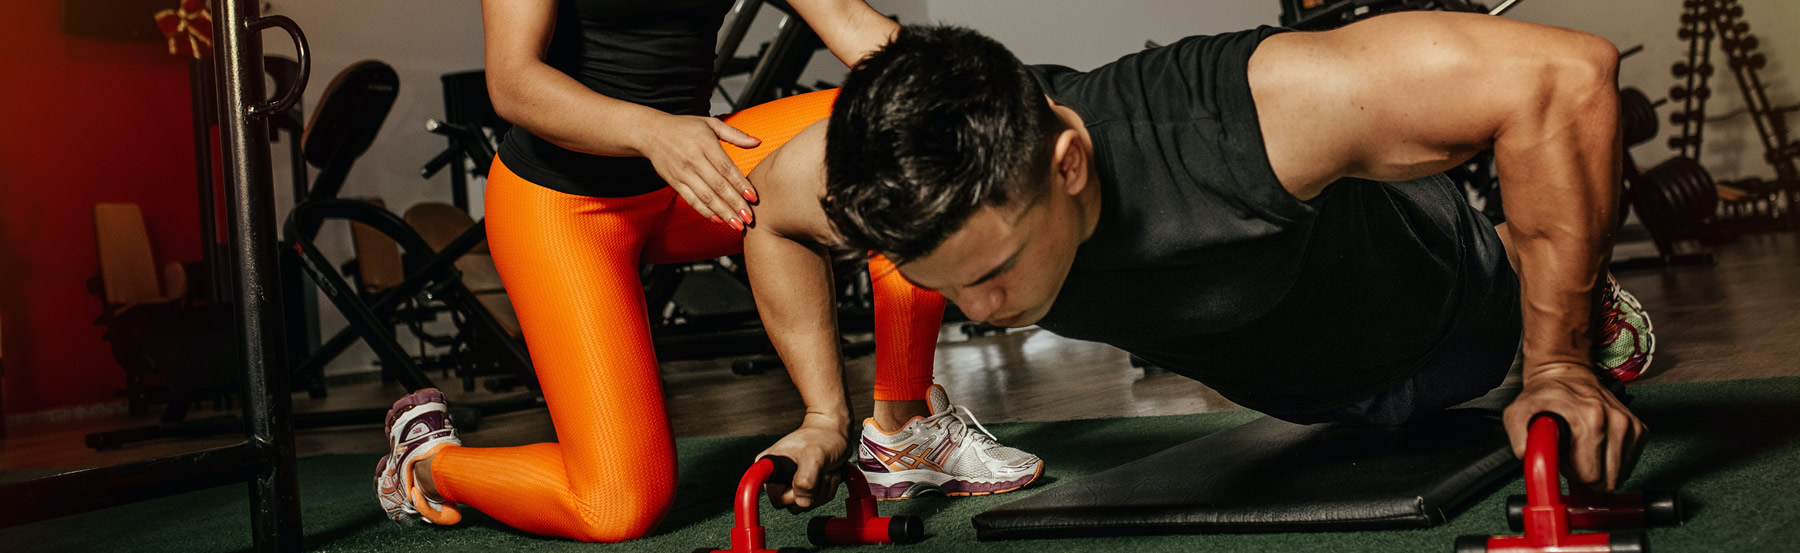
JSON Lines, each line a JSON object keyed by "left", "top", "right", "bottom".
{"left": 713, "top": 0, "right": 844, "bottom": 113}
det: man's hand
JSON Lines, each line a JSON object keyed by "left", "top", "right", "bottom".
{"left": 758, "top": 414, "right": 851, "bottom": 513}
{"left": 1503, "top": 364, "right": 1646, "bottom": 492}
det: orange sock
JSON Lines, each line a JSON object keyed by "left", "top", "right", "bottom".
{"left": 869, "top": 253, "right": 945, "bottom": 402}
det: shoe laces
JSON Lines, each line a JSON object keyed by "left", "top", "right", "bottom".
{"left": 1598, "top": 275, "right": 1630, "bottom": 316}
{"left": 926, "top": 404, "right": 1001, "bottom": 450}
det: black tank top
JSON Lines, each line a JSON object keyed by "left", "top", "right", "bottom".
{"left": 1028, "top": 27, "right": 1516, "bottom": 414}
{"left": 496, "top": 0, "right": 734, "bottom": 197}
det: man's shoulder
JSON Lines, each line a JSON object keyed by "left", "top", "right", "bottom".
{"left": 746, "top": 121, "right": 836, "bottom": 243}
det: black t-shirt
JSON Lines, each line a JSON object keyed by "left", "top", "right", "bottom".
{"left": 496, "top": 0, "right": 734, "bottom": 197}
{"left": 1028, "top": 27, "right": 1517, "bottom": 414}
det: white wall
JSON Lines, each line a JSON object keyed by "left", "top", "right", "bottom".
{"left": 926, "top": 0, "right": 1279, "bottom": 70}
{"left": 1505, "top": 0, "right": 1798, "bottom": 181}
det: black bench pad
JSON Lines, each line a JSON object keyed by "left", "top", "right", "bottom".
{"left": 973, "top": 407, "right": 1518, "bottom": 540}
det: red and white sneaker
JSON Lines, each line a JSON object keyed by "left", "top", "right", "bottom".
{"left": 375, "top": 388, "right": 463, "bottom": 526}
{"left": 1593, "top": 274, "right": 1656, "bottom": 382}
{"left": 857, "top": 384, "right": 1044, "bottom": 500}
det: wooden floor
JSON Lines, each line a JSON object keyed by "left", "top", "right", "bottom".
{"left": 2, "top": 230, "right": 1796, "bottom": 476}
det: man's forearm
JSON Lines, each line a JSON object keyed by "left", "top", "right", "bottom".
{"left": 1495, "top": 49, "right": 1623, "bottom": 376}
{"left": 744, "top": 229, "right": 853, "bottom": 428}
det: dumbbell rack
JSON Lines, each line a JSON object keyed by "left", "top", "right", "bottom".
{"left": 1667, "top": 0, "right": 1799, "bottom": 229}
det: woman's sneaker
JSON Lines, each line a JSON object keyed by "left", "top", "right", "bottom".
{"left": 375, "top": 388, "right": 463, "bottom": 526}
{"left": 857, "top": 384, "right": 1044, "bottom": 500}
{"left": 1593, "top": 274, "right": 1656, "bottom": 382}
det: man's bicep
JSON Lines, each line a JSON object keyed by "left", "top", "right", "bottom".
{"left": 1252, "top": 12, "right": 1561, "bottom": 191}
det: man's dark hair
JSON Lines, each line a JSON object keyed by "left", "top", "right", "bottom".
{"left": 823, "top": 24, "right": 1066, "bottom": 264}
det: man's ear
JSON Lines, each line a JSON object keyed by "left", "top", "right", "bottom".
{"left": 1050, "top": 129, "right": 1089, "bottom": 196}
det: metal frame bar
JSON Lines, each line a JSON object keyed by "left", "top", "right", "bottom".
{"left": 215, "top": 0, "right": 306, "bottom": 546}
{"left": 711, "top": 0, "right": 767, "bottom": 95}
{"left": 733, "top": 0, "right": 822, "bottom": 111}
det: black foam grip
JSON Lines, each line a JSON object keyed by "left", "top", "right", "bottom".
{"left": 763, "top": 456, "right": 800, "bottom": 485}
{"left": 889, "top": 515, "right": 925, "bottom": 545}
{"left": 807, "top": 516, "right": 831, "bottom": 547}
{"left": 1644, "top": 490, "right": 1682, "bottom": 527}
{"left": 1610, "top": 531, "right": 1648, "bottom": 553}
{"left": 1454, "top": 535, "right": 1492, "bottom": 553}
{"left": 1505, "top": 495, "right": 1528, "bottom": 532}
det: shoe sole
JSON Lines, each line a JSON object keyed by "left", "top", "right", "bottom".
{"left": 865, "top": 462, "right": 1044, "bottom": 501}
{"left": 375, "top": 455, "right": 419, "bottom": 527}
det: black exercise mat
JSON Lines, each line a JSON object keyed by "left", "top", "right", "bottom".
{"left": 973, "top": 407, "right": 1518, "bottom": 540}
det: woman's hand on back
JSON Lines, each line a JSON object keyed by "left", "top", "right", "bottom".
{"left": 638, "top": 114, "right": 763, "bottom": 229}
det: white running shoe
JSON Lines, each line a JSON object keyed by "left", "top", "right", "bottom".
{"left": 375, "top": 388, "right": 463, "bottom": 526}
{"left": 857, "top": 384, "right": 1044, "bottom": 500}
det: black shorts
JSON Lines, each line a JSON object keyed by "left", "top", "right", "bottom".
{"left": 1266, "top": 212, "right": 1523, "bottom": 426}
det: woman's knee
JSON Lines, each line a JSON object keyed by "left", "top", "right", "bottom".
{"left": 567, "top": 485, "right": 675, "bottom": 543}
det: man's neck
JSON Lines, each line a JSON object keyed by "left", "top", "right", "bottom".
{"left": 1050, "top": 101, "right": 1105, "bottom": 243}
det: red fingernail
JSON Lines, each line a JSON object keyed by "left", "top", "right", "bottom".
{"left": 729, "top": 218, "right": 744, "bottom": 231}
{"left": 744, "top": 188, "right": 759, "bottom": 203}
{"left": 739, "top": 208, "right": 753, "bottom": 224}
{"left": 712, "top": 215, "right": 724, "bottom": 224}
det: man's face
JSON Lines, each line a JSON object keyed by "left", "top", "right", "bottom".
{"left": 894, "top": 179, "right": 1085, "bottom": 328}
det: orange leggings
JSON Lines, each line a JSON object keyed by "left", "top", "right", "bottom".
{"left": 429, "top": 90, "right": 944, "bottom": 541}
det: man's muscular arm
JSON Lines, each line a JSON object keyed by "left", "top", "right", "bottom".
{"left": 1250, "top": 11, "right": 1643, "bottom": 490}
{"left": 736, "top": 122, "right": 857, "bottom": 511}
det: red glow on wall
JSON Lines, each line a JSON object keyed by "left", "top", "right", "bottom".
{"left": 0, "top": 0, "right": 203, "bottom": 414}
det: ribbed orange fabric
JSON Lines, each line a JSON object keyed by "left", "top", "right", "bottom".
{"left": 868, "top": 253, "right": 943, "bottom": 401}
{"left": 430, "top": 89, "right": 939, "bottom": 541}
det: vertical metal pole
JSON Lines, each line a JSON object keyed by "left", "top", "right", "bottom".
{"left": 211, "top": 0, "right": 303, "bottom": 550}
{"left": 1694, "top": 13, "right": 1715, "bottom": 160}
{"left": 190, "top": 59, "right": 225, "bottom": 304}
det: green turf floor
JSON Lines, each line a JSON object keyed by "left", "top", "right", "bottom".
{"left": 6, "top": 376, "right": 1798, "bottom": 552}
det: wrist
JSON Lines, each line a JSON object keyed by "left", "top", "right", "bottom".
{"left": 802, "top": 409, "right": 853, "bottom": 433}
{"left": 622, "top": 110, "right": 672, "bottom": 157}
{"left": 1523, "top": 361, "right": 1597, "bottom": 383}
